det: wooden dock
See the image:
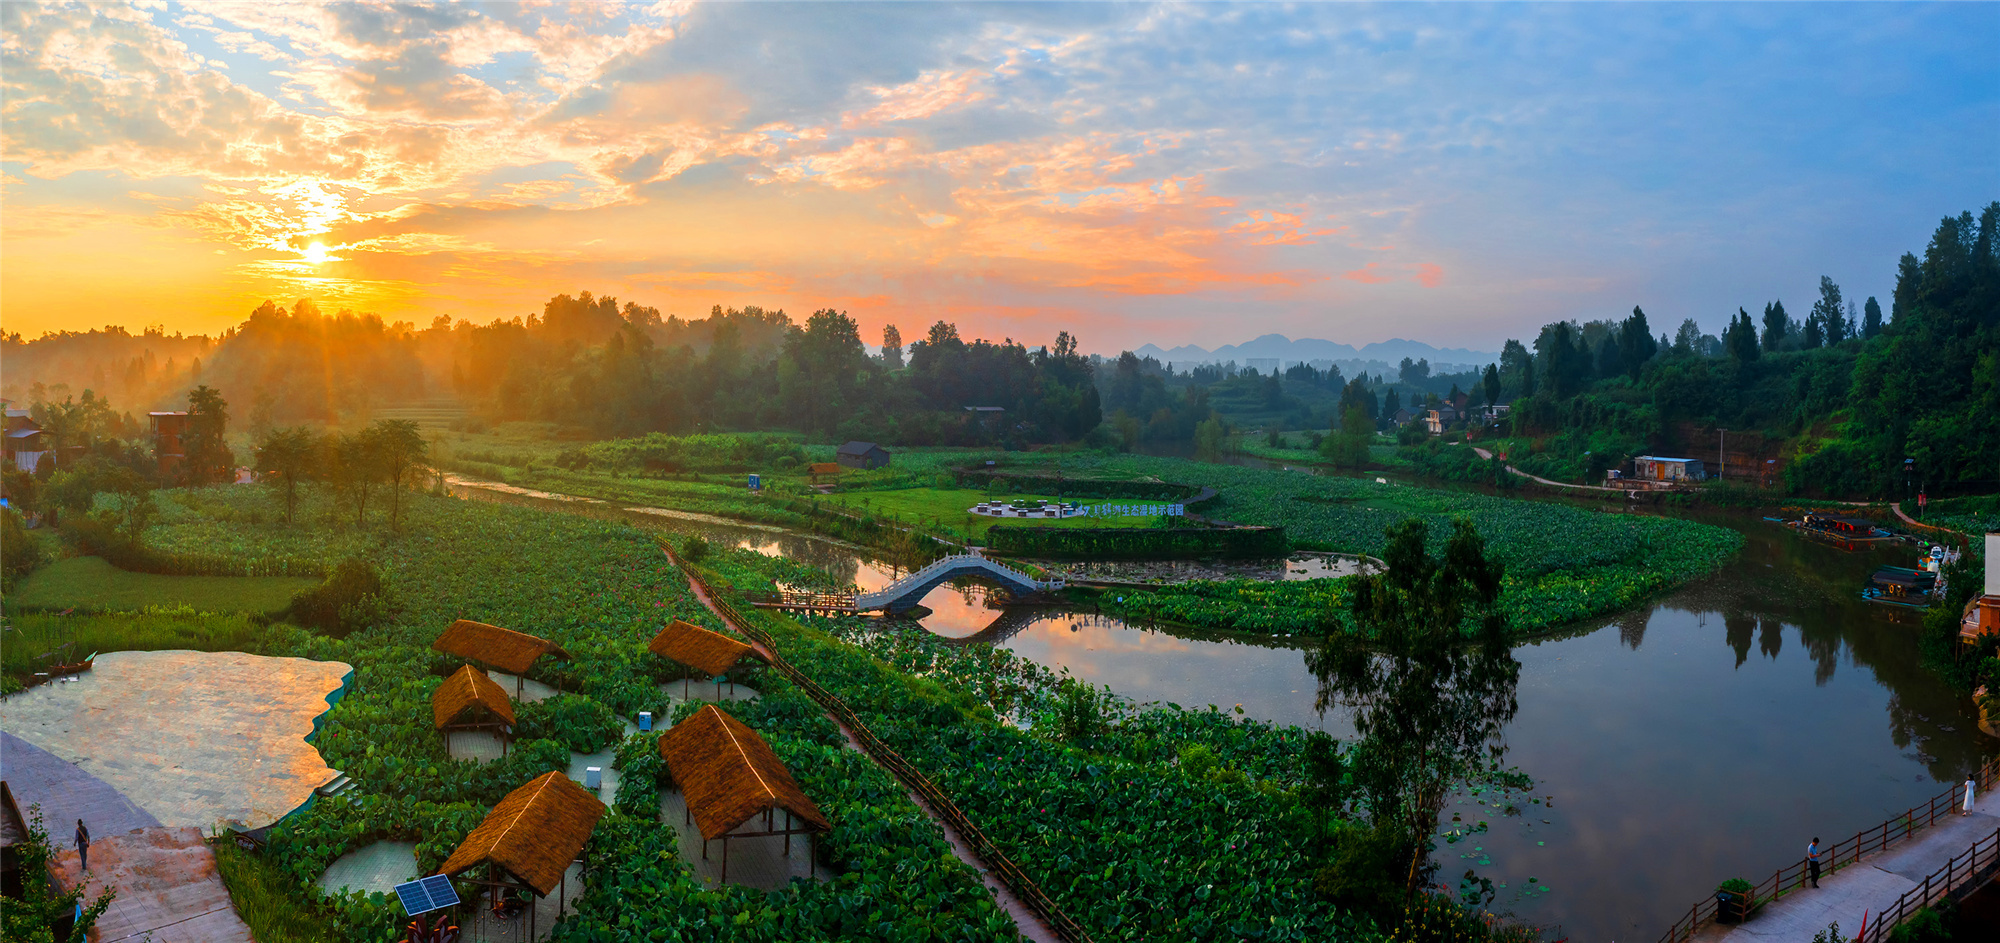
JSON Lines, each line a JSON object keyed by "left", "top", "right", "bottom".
{"left": 743, "top": 590, "right": 860, "bottom": 615}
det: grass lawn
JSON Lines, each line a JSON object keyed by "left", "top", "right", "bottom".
{"left": 822, "top": 487, "right": 1165, "bottom": 538}
{"left": 7, "top": 557, "right": 319, "bottom": 614}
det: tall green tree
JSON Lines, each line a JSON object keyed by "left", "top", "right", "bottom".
{"left": 1727, "top": 308, "right": 1760, "bottom": 362}
{"left": 369, "top": 419, "right": 428, "bottom": 530}
{"left": 1498, "top": 339, "right": 1534, "bottom": 398}
{"left": 1481, "top": 363, "right": 1500, "bottom": 407}
{"left": 1618, "top": 305, "right": 1657, "bottom": 376}
{"left": 183, "top": 384, "right": 232, "bottom": 486}
{"left": 254, "top": 426, "right": 319, "bottom": 524}
{"left": 1761, "top": 300, "right": 1789, "bottom": 351}
{"left": 1861, "top": 296, "right": 1883, "bottom": 338}
{"left": 880, "top": 323, "right": 904, "bottom": 369}
{"left": 326, "top": 429, "right": 380, "bottom": 527}
{"left": 1307, "top": 518, "right": 1522, "bottom": 897}
{"left": 1812, "top": 276, "right": 1847, "bottom": 346}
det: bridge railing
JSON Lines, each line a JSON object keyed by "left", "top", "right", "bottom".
{"left": 1860, "top": 826, "right": 2000, "bottom": 941}
{"left": 668, "top": 547, "right": 1096, "bottom": 943}
{"left": 855, "top": 552, "right": 1061, "bottom": 610}
{"left": 1657, "top": 755, "right": 2000, "bottom": 943}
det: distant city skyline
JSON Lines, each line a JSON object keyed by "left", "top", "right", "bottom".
{"left": 3, "top": 2, "right": 1993, "bottom": 351}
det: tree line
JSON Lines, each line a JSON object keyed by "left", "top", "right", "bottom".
{"left": 1490, "top": 202, "right": 1998, "bottom": 496}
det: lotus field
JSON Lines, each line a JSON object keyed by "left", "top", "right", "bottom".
{"left": 132, "top": 487, "right": 1020, "bottom": 942}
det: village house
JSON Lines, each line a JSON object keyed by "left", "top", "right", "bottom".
{"left": 3, "top": 407, "right": 48, "bottom": 473}
{"left": 835, "top": 441, "right": 891, "bottom": 470}
{"left": 1424, "top": 404, "right": 1460, "bottom": 435}
{"left": 150, "top": 411, "right": 190, "bottom": 478}
{"left": 1632, "top": 455, "right": 1706, "bottom": 482}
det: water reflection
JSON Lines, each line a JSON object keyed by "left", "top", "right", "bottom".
{"left": 449, "top": 481, "right": 1994, "bottom": 941}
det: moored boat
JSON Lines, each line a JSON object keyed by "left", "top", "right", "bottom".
{"left": 1862, "top": 565, "right": 1938, "bottom": 609}
{"left": 1792, "top": 512, "right": 1904, "bottom": 549}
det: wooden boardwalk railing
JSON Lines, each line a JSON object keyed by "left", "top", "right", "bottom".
{"left": 666, "top": 547, "right": 1097, "bottom": 943}
{"left": 1859, "top": 826, "right": 2000, "bottom": 941}
{"left": 1657, "top": 755, "right": 2000, "bottom": 943}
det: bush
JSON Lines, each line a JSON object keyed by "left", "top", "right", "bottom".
{"left": 286, "top": 557, "right": 386, "bottom": 636}
{"left": 2, "top": 507, "right": 43, "bottom": 587}
{"left": 516, "top": 693, "right": 623, "bottom": 753}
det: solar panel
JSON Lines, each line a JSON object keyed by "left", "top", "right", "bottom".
{"left": 392, "top": 875, "right": 461, "bottom": 917}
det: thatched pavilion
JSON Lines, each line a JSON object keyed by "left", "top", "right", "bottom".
{"left": 436, "top": 771, "right": 606, "bottom": 940}
{"left": 647, "top": 620, "right": 766, "bottom": 699}
{"left": 433, "top": 665, "right": 515, "bottom": 758}
{"left": 658, "top": 705, "right": 828, "bottom": 883}
{"left": 432, "top": 619, "right": 569, "bottom": 699}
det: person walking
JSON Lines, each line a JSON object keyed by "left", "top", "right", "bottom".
{"left": 75, "top": 819, "right": 90, "bottom": 872}
{"left": 1806, "top": 836, "right": 1822, "bottom": 888}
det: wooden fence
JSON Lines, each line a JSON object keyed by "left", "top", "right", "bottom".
{"left": 667, "top": 547, "right": 1097, "bottom": 943}
{"left": 1656, "top": 755, "right": 2000, "bottom": 943}
{"left": 1859, "top": 826, "right": 2000, "bottom": 941}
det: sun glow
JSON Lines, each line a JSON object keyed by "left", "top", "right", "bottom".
{"left": 302, "top": 242, "right": 330, "bottom": 264}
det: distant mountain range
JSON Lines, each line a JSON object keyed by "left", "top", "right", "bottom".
{"left": 1125, "top": 334, "right": 1497, "bottom": 370}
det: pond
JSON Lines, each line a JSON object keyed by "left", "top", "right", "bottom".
{"left": 449, "top": 480, "right": 1995, "bottom": 941}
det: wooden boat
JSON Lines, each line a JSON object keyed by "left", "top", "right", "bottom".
{"left": 1862, "top": 567, "right": 1938, "bottom": 609}
{"left": 1792, "top": 512, "right": 1904, "bottom": 549}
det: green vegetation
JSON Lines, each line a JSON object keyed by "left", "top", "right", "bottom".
{"left": 1307, "top": 519, "right": 1526, "bottom": 910}
{"left": 822, "top": 486, "right": 1154, "bottom": 537}
{"left": 695, "top": 542, "right": 1536, "bottom": 941}
{"left": 212, "top": 841, "right": 336, "bottom": 943}
{"left": 986, "top": 522, "right": 1288, "bottom": 559}
{"left": 1497, "top": 204, "right": 1999, "bottom": 498}
{"left": 953, "top": 451, "right": 1740, "bottom": 634}
{"left": 6, "top": 556, "right": 318, "bottom": 614}
{"left": 431, "top": 442, "right": 1742, "bottom": 636}
{"left": 0, "top": 805, "right": 115, "bottom": 943}
{"left": 0, "top": 609, "right": 271, "bottom": 679}
{"left": 129, "top": 485, "right": 1019, "bottom": 942}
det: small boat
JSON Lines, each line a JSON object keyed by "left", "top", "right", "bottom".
{"left": 1793, "top": 512, "right": 1904, "bottom": 549}
{"left": 1863, "top": 567, "right": 1938, "bottom": 609}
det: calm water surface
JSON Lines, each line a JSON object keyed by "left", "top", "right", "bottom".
{"left": 453, "top": 482, "right": 1993, "bottom": 941}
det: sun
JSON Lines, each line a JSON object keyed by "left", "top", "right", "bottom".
{"left": 302, "top": 242, "right": 330, "bottom": 265}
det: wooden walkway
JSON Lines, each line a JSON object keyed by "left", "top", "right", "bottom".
{"left": 673, "top": 552, "right": 1073, "bottom": 943}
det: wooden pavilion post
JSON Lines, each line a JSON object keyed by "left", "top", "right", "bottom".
{"left": 723, "top": 832, "right": 730, "bottom": 883}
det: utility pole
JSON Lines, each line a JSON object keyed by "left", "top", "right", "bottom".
{"left": 1717, "top": 428, "right": 1728, "bottom": 483}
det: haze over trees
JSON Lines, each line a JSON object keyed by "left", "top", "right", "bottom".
{"left": 4, "top": 202, "right": 1991, "bottom": 498}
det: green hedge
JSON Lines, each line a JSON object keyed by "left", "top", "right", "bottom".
{"left": 985, "top": 524, "right": 1287, "bottom": 559}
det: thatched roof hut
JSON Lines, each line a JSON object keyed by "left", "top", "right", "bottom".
{"left": 433, "top": 619, "right": 568, "bottom": 676}
{"left": 433, "top": 665, "right": 515, "bottom": 730}
{"left": 659, "top": 705, "right": 828, "bottom": 842}
{"left": 437, "top": 771, "right": 606, "bottom": 897}
{"left": 648, "top": 620, "right": 765, "bottom": 677}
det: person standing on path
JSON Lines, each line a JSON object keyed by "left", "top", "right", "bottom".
{"left": 74, "top": 819, "right": 90, "bottom": 871}
{"left": 1806, "top": 837, "right": 1821, "bottom": 888}
{"left": 1965, "top": 778, "right": 1977, "bottom": 815}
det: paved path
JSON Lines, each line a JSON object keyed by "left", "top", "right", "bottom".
{"left": 1698, "top": 789, "right": 2000, "bottom": 941}
{"left": 52, "top": 826, "right": 254, "bottom": 943}
{"left": 1470, "top": 447, "right": 1628, "bottom": 492}
{"left": 0, "top": 730, "right": 160, "bottom": 846}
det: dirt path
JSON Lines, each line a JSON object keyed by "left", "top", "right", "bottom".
{"left": 676, "top": 565, "right": 1064, "bottom": 943}
{"left": 1469, "top": 446, "right": 1629, "bottom": 492}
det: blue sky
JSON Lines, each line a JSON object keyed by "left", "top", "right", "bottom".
{"left": 3, "top": 1, "right": 1993, "bottom": 353}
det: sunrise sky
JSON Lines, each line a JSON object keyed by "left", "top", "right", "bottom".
{"left": 3, "top": 1, "right": 1994, "bottom": 353}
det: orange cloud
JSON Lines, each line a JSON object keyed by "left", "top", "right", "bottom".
{"left": 1414, "top": 263, "right": 1444, "bottom": 287}
{"left": 1342, "top": 263, "right": 1393, "bottom": 284}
